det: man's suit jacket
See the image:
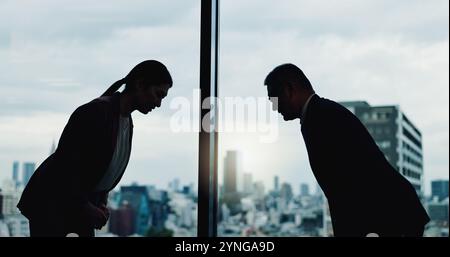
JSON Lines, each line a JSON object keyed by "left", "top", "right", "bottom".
{"left": 301, "top": 95, "right": 429, "bottom": 236}
{"left": 17, "top": 92, "right": 133, "bottom": 225}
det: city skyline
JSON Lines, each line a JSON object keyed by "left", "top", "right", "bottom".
{"left": 4, "top": 156, "right": 319, "bottom": 197}
{"left": 1, "top": 169, "right": 448, "bottom": 237}
{"left": 3, "top": 142, "right": 445, "bottom": 198}
{"left": 1, "top": 123, "right": 448, "bottom": 197}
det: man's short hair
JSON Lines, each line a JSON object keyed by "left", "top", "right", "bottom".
{"left": 264, "top": 63, "right": 313, "bottom": 97}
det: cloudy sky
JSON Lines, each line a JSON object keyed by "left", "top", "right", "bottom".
{"left": 0, "top": 0, "right": 448, "bottom": 196}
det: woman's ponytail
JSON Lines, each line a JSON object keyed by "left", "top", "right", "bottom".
{"left": 101, "top": 60, "right": 172, "bottom": 97}
{"left": 101, "top": 77, "right": 127, "bottom": 97}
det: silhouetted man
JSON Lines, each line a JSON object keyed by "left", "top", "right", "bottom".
{"left": 265, "top": 63, "right": 429, "bottom": 237}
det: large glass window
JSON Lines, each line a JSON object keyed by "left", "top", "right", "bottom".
{"left": 217, "top": 0, "right": 449, "bottom": 237}
{"left": 0, "top": 0, "right": 200, "bottom": 237}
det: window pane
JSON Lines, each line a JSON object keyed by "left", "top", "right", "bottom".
{"left": 218, "top": 0, "right": 448, "bottom": 237}
{"left": 0, "top": 0, "right": 200, "bottom": 237}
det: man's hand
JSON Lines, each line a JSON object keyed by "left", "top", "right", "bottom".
{"left": 82, "top": 202, "right": 108, "bottom": 229}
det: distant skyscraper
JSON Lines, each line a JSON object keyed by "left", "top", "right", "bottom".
{"left": 181, "top": 183, "right": 196, "bottom": 197}
{"left": 341, "top": 101, "right": 425, "bottom": 197}
{"left": 300, "top": 183, "right": 310, "bottom": 196}
{"left": 109, "top": 201, "right": 135, "bottom": 237}
{"left": 274, "top": 176, "right": 279, "bottom": 192}
{"left": 22, "top": 162, "right": 35, "bottom": 187}
{"left": 431, "top": 180, "right": 449, "bottom": 202}
{"left": 12, "top": 161, "right": 20, "bottom": 187}
{"left": 120, "top": 185, "right": 151, "bottom": 235}
{"left": 182, "top": 185, "right": 191, "bottom": 195}
{"left": 280, "top": 182, "right": 293, "bottom": 202}
{"left": 253, "top": 181, "right": 265, "bottom": 200}
{"left": 223, "top": 151, "right": 241, "bottom": 194}
{"left": 242, "top": 172, "right": 253, "bottom": 194}
{"left": 3, "top": 215, "right": 29, "bottom": 236}
{"left": 1, "top": 188, "right": 21, "bottom": 216}
{"left": 221, "top": 204, "right": 230, "bottom": 222}
{"left": 169, "top": 178, "right": 180, "bottom": 192}
{"left": 427, "top": 198, "right": 449, "bottom": 224}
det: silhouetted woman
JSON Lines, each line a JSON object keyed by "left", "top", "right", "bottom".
{"left": 18, "top": 60, "right": 172, "bottom": 237}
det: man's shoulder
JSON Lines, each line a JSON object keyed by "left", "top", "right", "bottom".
{"left": 312, "top": 96, "right": 350, "bottom": 117}
{"left": 307, "top": 95, "right": 364, "bottom": 134}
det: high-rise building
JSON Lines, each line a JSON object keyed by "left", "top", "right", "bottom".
{"left": 221, "top": 204, "right": 230, "bottom": 222}
{"left": 169, "top": 178, "right": 180, "bottom": 192}
{"left": 1, "top": 187, "right": 21, "bottom": 216}
{"left": 4, "top": 215, "right": 29, "bottom": 237}
{"left": 120, "top": 185, "right": 151, "bottom": 235}
{"left": 109, "top": 201, "right": 135, "bottom": 237}
{"left": 180, "top": 200, "right": 196, "bottom": 228}
{"left": 340, "top": 101, "right": 424, "bottom": 197}
{"left": 22, "top": 162, "right": 36, "bottom": 187}
{"left": 274, "top": 176, "right": 279, "bottom": 192}
{"left": 242, "top": 172, "right": 253, "bottom": 194}
{"left": 300, "top": 183, "right": 310, "bottom": 196}
{"left": 182, "top": 185, "right": 191, "bottom": 196}
{"left": 222, "top": 151, "right": 243, "bottom": 214}
{"left": 149, "top": 190, "right": 170, "bottom": 232}
{"left": 322, "top": 198, "right": 333, "bottom": 237}
{"left": 253, "top": 181, "right": 265, "bottom": 200}
{"left": 223, "top": 151, "right": 241, "bottom": 194}
{"left": 12, "top": 161, "right": 20, "bottom": 188}
{"left": 427, "top": 197, "right": 449, "bottom": 224}
{"left": 431, "top": 180, "right": 449, "bottom": 202}
{"left": 280, "top": 182, "right": 293, "bottom": 202}
{"left": 0, "top": 220, "right": 9, "bottom": 237}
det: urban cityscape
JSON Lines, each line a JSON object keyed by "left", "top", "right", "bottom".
{"left": 0, "top": 102, "right": 448, "bottom": 237}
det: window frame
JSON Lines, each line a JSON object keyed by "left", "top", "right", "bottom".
{"left": 197, "top": 0, "right": 220, "bottom": 237}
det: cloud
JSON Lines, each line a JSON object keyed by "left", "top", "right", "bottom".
{"left": 0, "top": 0, "right": 198, "bottom": 43}
{"left": 221, "top": 0, "right": 449, "bottom": 42}
{"left": 0, "top": 1, "right": 200, "bottom": 116}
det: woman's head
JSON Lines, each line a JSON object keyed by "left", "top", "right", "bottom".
{"left": 102, "top": 60, "right": 173, "bottom": 114}
{"left": 123, "top": 60, "right": 172, "bottom": 92}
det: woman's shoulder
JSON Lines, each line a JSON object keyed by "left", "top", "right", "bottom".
{"left": 68, "top": 93, "right": 120, "bottom": 127}
{"left": 70, "top": 97, "right": 111, "bottom": 123}
{"left": 79, "top": 93, "right": 118, "bottom": 113}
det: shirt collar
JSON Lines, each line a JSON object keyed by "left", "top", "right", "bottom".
{"left": 300, "top": 93, "right": 316, "bottom": 125}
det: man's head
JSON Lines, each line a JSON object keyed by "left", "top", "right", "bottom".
{"left": 264, "top": 63, "right": 314, "bottom": 121}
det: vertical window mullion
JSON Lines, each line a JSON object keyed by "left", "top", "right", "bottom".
{"left": 198, "top": 0, "right": 219, "bottom": 237}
